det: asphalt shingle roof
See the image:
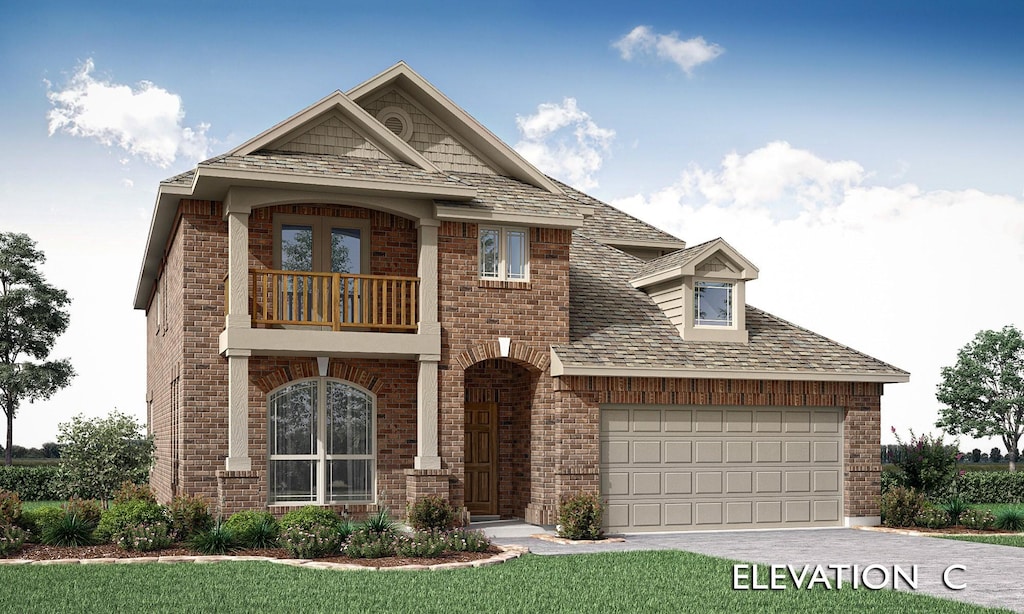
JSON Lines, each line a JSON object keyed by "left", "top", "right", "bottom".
{"left": 552, "top": 180, "right": 685, "bottom": 246}
{"left": 635, "top": 238, "right": 720, "bottom": 278}
{"left": 556, "top": 232, "right": 908, "bottom": 377}
{"left": 437, "top": 172, "right": 583, "bottom": 219}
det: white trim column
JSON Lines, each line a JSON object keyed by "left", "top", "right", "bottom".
{"left": 225, "top": 348, "right": 252, "bottom": 471}
{"left": 415, "top": 354, "right": 441, "bottom": 470}
{"left": 417, "top": 220, "right": 440, "bottom": 336}
{"left": 224, "top": 194, "right": 252, "bottom": 330}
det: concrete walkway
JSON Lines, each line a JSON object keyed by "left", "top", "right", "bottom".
{"left": 474, "top": 522, "right": 1022, "bottom": 613}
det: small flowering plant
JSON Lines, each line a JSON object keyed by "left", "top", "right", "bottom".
{"left": 890, "top": 427, "right": 959, "bottom": 498}
{"left": 280, "top": 522, "right": 341, "bottom": 558}
{"left": 114, "top": 521, "right": 173, "bottom": 552}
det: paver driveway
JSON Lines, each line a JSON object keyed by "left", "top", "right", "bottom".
{"left": 486, "top": 525, "right": 1022, "bottom": 613}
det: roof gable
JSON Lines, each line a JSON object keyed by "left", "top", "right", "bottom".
{"left": 225, "top": 90, "right": 439, "bottom": 172}
{"left": 348, "top": 62, "right": 563, "bottom": 194}
{"left": 631, "top": 238, "right": 759, "bottom": 288}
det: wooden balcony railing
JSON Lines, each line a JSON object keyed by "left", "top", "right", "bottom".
{"left": 240, "top": 269, "right": 419, "bottom": 331}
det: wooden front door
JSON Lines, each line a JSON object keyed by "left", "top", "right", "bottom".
{"left": 464, "top": 402, "right": 498, "bottom": 515}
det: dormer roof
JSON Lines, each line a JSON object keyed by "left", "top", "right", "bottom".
{"left": 630, "top": 237, "right": 759, "bottom": 289}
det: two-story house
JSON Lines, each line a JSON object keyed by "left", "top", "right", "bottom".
{"left": 135, "top": 62, "right": 907, "bottom": 532}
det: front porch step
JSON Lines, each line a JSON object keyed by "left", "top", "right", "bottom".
{"left": 468, "top": 515, "right": 501, "bottom": 523}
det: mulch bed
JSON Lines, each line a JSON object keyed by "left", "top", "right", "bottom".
{"left": 10, "top": 543, "right": 502, "bottom": 567}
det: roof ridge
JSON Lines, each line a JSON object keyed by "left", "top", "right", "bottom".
{"left": 549, "top": 177, "right": 685, "bottom": 242}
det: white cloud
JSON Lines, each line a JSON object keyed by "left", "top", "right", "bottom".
{"left": 612, "top": 142, "right": 1024, "bottom": 449}
{"left": 614, "top": 25, "right": 724, "bottom": 75}
{"left": 120, "top": 178, "right": 134, "bottom": 189}
{"left": 46, "top": 59, "right": 210, "bottom": 168}
{"left": 514, "top": 98, "right": 615, "bottom": 190}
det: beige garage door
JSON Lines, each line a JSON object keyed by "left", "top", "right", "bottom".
{"left": 601, "top": 406, "right": 843, "bottom": 532}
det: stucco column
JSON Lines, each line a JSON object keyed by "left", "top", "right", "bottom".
{"left": 417, "top": 220, "right": 440, "bottom": 336}
{"left": 225, "top": 349, "right": 251, "bottom": 471}
{"left": 415, "top": 355, "right": 441, "bottom": 470}
{"left": 224, "top": 199, "right": 251, "bottom": 330}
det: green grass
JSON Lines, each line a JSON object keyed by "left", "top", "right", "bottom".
{"left": 942, "top": 535, "right": 1024, "bottom": 548}
{"left": 20, "top": 500, "right": 62, "bottom": 511}
{"left": 0, "top": 551, "right": 1005, "bottom": 613}
{"left": 7, "top": 458, "right": 59, "bottom": 467}
{"left": 970, "top": 503, "right": 1024, "bottom": 515}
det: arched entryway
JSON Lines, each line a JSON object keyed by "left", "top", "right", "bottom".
{"left": 463, "top": 358, "right": 536, "bottom": 519}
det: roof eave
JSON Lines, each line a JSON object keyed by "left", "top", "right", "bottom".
{"left": 195, "top": 166, "right": 476, "bottom": 200}
{"left": 434, "top": 204, "right": 585, "bottom": 229}
{"left": 549, "top": 352, "right": 910, "bottom": 383}
{"left": 133, "top": 181, "right": 194, "bottom": 309}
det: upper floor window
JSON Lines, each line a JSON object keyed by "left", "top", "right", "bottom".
{"left": 480, "top": 226, "right": 528, "bottom": 281}
{"left": 275, "top": 215, "right": 370, "bottom": 275}
{"left": 694, "top": 281, "right": 733, "bottom": 327}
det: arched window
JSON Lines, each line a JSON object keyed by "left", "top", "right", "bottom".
{"left": 268, "top": 378, "right": 374, "bottom": 504}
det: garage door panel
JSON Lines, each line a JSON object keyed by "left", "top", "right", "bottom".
{"left": 664, "top": 441, "right": 692, "bottom": 463}
{"left": 725, "top": 441, "right": 753, "bottom": 463}
{"left": 694, "top": 441, "right": 723, "bottom": 463}
{"left": 602, "top": 406, "right": 843, "bottom": 532}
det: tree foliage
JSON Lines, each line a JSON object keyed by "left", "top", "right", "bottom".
{"left": 0, "top": 232, "right": 75, "bottom": 465}
{"left": 57, "top": 411, "right": 155, "bottom": 501}
{"left": 936, "top": 326, "right": 1024, "bottom": 472}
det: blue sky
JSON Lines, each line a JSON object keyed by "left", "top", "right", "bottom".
{"left": 1, "top": 1, "right": 1023, "bottom": 451}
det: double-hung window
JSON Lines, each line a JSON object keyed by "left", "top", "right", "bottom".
{"left": 479, "top": 226, "right": 528, "bottom": 281}
{"left": 268, "top": 378, "right": 375, "bottom": 504}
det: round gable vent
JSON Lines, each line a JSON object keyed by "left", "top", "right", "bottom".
{"left": 376, "top": 106, "right": 414, "bottom": 141}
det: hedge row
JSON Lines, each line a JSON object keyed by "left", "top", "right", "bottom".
{"left": 0, "top": 465, "right": 63, "bottom": 500}
{"left": 884, "top": 469, "right": 1024, "bottom": 503}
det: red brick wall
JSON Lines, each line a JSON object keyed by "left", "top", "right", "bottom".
{"left": 437, "top": 223, "right": 571, "bottom": 516}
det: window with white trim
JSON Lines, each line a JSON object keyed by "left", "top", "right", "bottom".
{"left": 268, "top": 378, "right": 374, "bottom": 504}
{"left": 694, "top": 281, "right": 734, "bottom": 327}
{"left": 479, "top": 226, "right": 528, "bottom": 280}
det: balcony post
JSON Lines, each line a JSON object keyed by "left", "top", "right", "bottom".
{"left": 415, "top": 355, "right": 441, "bottom": 470}
{"left": 224, "top": 195, "right": 251, "bottom": 330}
{"left": 417, "top": 220, "right": 440, "bottom": 336}
{"left": 224, "top": 348, "right": 252, "bottom": 471}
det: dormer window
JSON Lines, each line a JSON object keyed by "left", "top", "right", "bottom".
{"left": 694, "top": 281, "right": 733, "bottom": 327}
{"left": 629, "top": 238, "right": 758, "bottom": 344}
{"left": 480, "top": 226, "right": 528, "bottom": 281}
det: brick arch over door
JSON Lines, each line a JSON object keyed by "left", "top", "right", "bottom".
{"left": 252, "top": 359, "right": 385, "bottom": 395}
{"left": 455, "top": 340, "right": 549, "bottom": 373}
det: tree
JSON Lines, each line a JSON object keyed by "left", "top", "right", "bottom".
{"left": 937, "top": 326, "right": 1024, "bottom": 472}
{"left": 991, "top": 447, "right": 1003, "bottom": 463}
{"left": 971, "top": 448, "right": 982, "bottom": 463}
{"left": 0, "top": 232, "right": 75, "bottom": 465}
{"left": 56, "top": 411, "right": 154, "bottom": 502}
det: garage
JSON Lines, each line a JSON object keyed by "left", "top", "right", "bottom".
{"left": 601, "top": 405, "right": 844, "bottom": 532}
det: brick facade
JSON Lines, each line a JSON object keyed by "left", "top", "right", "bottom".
{"left": 147, "top": 200, "right": 884, "bottom": 525}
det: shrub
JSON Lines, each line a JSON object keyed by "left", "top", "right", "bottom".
{"left": 557, "top": 492, "right": 605, "bottom": 540}
{"left": 960, "top": 508, "right": 995, "bottom": 530}
{"left": 942, "top": 495, "right": 970, "bottom": 526}
{"left": 168, "top": 495, "right": 212, "bottom": 541}
{"left": 57, "top": 411, "right": 155, "bottom": 501}
{"left": 890, "top": 429, "right": 958, "bottom": 497}
{"left": 395, "top": 531, "right": 447, "bottom": 558}
{"left": 0, "top": 465, "right": 62, "bottom": 500}
{"left": 63, "top": 498, "right": 103, "bottom": 526}
{"left": 20, "top": 506, "right": 64, "bottom": 539}
{"left": 939, "top": 472, "right": 1024, "bottom": 503}
{"left": 407, "top": 496, "right": 456, "bottom": 532}
{"left": 363, "top": 507, "right": 397, "bottom": 536}
{"left": 880, "top": 486, "right": 927, "bottom": 527}
{"left": 224, "top": 510, "right": 279, "bottom": 548}
{"left": 0, "top": 489, "right": 21, "bottom": 525}
{"left": 96, "top": 499, "right": 168, "bottom": 542}
{"left": 112, "top": 482, "right": 157, "bottom": 506}
{"left": 445, "top": 528, "right": 491, "bottom": 553}
{"left": 41, "top": 513, "right": 96, "bottom": 546}
{"left": 338, "top": 518, "right": 356, "bottom": 541}
{"left": 994, "top": 508, "right": 1024, "bottom": 531}
{"left": 190, "top": 523, "right": 237, "bottom": 555}
{"left": 0, "top": 523, "right": 29, "bottom": 556}
{"left": 914, "top": 506, "right": 950, "bottom": 529}
{"left": 279, "top": 506, "right": 341, "bottom": 532}
{"left": 880, "top": 470, "right": 903, "bottom": 495}
{"left": 115, "top": 522, "right": 172, "bottom": 552}
{"left": 343, "top": 527, "right": 396, "bottom": 558}
{"left": 280, "top": 523, "right": 341, "bottom": 558}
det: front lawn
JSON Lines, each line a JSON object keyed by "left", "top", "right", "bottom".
{"left": 0, "top": 551, "right": 1005, "bottom": 613}
{"left": 941, "top": 535, "right": 1024, "bottom": 548}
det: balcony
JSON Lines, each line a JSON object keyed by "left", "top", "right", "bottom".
{"left": 226, "top": 269, "right": 420, "bottom": 332}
